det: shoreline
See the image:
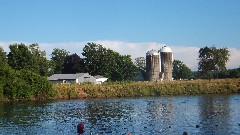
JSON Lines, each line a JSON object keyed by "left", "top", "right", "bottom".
{"left": 1, "top": 78, "right": 239, "bottom": 102}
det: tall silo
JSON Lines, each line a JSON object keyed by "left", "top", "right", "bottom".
{"left": 160, "top": 46, "right": 173, "bottom": 81}
{"left": 146, "top": 49, "right": 160, "bottom": 81}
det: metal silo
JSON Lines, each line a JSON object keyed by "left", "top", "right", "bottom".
{"left": 160, "top": 46, "right": 173, "bottom": 81}
{"left": 146, "top": 49, "right": 160, "bottom": 81}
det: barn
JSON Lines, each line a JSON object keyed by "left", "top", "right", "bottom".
{"left": 49, "top": 73, "right": 96, "bottom": 84}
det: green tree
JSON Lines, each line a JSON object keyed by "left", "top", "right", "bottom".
{"left": 51, "top": 48, "right": 69, "bottom": 74}
{"left": 212, "top": 47, "right": 230, "bottom": 76}
{"left": 0, "top": 47, "right": 8, "bottom": 67}
{"left": 228, "top": 67, "right": 240, "bottom": 78}
{"left": 82, "top": 43, "right": 109, "bottom": 76}
{"left": 3, "top": 69, "right": 55, "bottom": 100}
{"left": 62, "top": 53, "right": 85, "bottom": 74}
{"left": 7, "top": 43, "right": 52, "bottom": 76}
{"left": 173, "top": 60, "right": 192, "bottom": 80}
{"left": 134, "top": 57, "right": 146, "bottom": 70}
{"left": 198, "top": 46, "right": 230, "bottom": 78}
{"left": 82, "top": 42, "right": 138, "bottom": 81}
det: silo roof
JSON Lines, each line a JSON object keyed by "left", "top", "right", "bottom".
{"left": 146, "top": 49, "right": 159, "bottom": 55}
{"left": 160, "top": 46, "right": 172, "bottom": 52}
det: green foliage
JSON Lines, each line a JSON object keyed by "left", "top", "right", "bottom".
{"left": 0, "top": 47, "right": 8, "bottom": 67}
{"left": 173, "top": 60, "right": 192, "bottom": 80}
{"left": 134, "top": 57, "right": 147, "bottom": 80}
{"left": 134, "top": 57, "right": 146, "bottom": 70}
{"left": 0, "top": 64, "right": 11, "bottom": 100}
{"left": 1, "top": 67, "right": 55, "bottom": 100}
{"left": 229, "top": 67, "right": 240, "bottom": 78}
{"left": 82, "top": 42, "right": 138, "bottom": 81}
{"left": 18, "top": 70, "right": 55, "bottom": 99}
{"left": 51, "top": 48, "right": 69, "bottom": 74}
{"left": 52, "top": 79, "right": 240, "bottom": 99}
{"left": 62, "top": 53, "right": 85, "bottom": 74}
{"left": 7, "top": 43, "right": 52, "bottom": 76}
{"left": 198, "top": 46, "right": 229, "bottom": 79}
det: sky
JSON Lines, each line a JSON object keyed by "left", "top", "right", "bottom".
{"left": 0, "top": 0, "right": 239, "bottom": 70}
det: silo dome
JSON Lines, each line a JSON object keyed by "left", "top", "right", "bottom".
{"left": 146, "top": 49, "right": 158, "bottom": 55}
{"left": 160, "top": 46, "right": 172, "bottom": 52}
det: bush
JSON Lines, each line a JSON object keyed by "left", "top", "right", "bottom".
{"left": 2, "top": 68, "right": 55, "bottom": 100}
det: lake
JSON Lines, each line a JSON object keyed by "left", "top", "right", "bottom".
{"left": 0, "top": 94, "right": 240, "bottom": 135}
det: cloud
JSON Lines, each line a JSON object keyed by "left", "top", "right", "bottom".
{"left": 228, "top": 48, "right": 240, "bottom": 69}
{"left": 171, "top": 46, "right": 199, "bottom": 71}
{"left": 1, "top": 40, "right": 239, "bottom": 70}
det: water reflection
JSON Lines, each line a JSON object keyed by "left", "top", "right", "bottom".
{"left": 0, "top": 95, "right": 240, "bottom": 135}
{"left": 198, "top": 95, "right": 230, "bottom": 135}
{"left": 86, "top": 99, "right": 132, "bottom": 134}
{"left": 145, "top": 97, "right": 174, "bottom": 134}
{"left": 0, "top": 101, "right": 50, "bottom": 126}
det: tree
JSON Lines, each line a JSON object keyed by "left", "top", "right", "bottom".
{"left": 3, "top": 69, "right": 55, "bottom": 100}
{"left": 82, "top": 43, "right": 108, "bottom": 76}
{"left": 51, "top": 48, "right": 69, "bottom": 74}
{"left": 62, "top": 53, "right": 85, "bottom": 74}
{"left": 212, "top": 47, "right": 230, "bottom": 76}
{"left": 134, "top": 57, "right": 147, "bottom": 80}
{"left": 198, "top": 46, "right": 230, "bottom": 78}
{"left": 82, "top": 42, "right": 138, "bottom": 81}
{"left": 134, "top": 57, "right": 146, "bottom": 70}
{"left": 0, "top": 47, "right": 8, "bottom": 67}
{"left": 7, "top": 43, "right": 52, "bottom": 76}
{"left": 173, "top": 60, "right": 192, "bottom": 80}
{"left": 228, "top": 67, "right": 240, "bottom": 78}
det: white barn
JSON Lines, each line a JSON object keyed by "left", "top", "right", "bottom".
{"left": 48, "top": 73, "right": 108, "bottom": 84}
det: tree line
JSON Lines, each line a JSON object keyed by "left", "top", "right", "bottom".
{"left": 0, "top": 42, "right": 139, "bottom": 81}
{"left": 0, "top": 42, "right": 238, "bottom": 100}
{"left": 1, "top": 42, "right": 236, "bottom": 82}
{"left": 0, "top": 42, "right": 140, "bottom": 100}
{"left": 51, "top": 43, "right": 139, "bottom": 81}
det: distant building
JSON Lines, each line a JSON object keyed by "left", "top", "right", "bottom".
{"left": 94, "top": 75, "right": 108, "bottom": 84}
{"left": 48, "top": 73, "right": 107, "bottom": 84}
{"left": 146, "top": 46, "right": 173, "bottom": 81}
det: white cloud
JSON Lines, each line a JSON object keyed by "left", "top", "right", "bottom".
{"left": 171, "top": 46, "right": 199, "bottom": 71}
{"left": 1, "top": 40, "right": 239, "bottom": 70}
{"left": 227, "top": 48, "right": 240, "bottom": 69}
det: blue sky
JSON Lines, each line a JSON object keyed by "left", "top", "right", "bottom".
{"left": 0, "top": 0, "right": 240, "bottom": 70}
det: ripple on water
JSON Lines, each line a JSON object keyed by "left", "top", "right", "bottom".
{"left": 0, "top": 95, "right": 240, "bottom": 134}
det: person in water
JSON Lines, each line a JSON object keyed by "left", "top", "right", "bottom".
{"left": 77, "top": 122, "right": 85, "bottom": 135}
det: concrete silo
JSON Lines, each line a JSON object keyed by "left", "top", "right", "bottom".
{"left": 146, "top": 49, "right": 160, "bottom": 81}
{"left": 160, "top": 46, "right": 173, "bottom": 81}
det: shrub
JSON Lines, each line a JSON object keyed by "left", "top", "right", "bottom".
{"left": 2, "top": 68, "right": 55, "bottom": 100}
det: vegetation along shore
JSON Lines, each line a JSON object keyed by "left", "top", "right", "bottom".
{"left": 53, "top": 79, "right": 240, "bottom": 100}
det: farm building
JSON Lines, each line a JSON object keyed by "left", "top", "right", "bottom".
{"left": 146, "top": 46, "right": 173, "bottom": 81}
{"left": 94, "top": 75, "right": 108, "bottom": 84}
{"left": 48, "top": 73, "right": 108, "bottom": 84}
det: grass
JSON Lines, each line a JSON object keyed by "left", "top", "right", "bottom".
{"left": 52, "top": 78, "right": 240, "bottom": 99}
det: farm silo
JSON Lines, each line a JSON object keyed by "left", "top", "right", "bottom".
{"left": 146, "top": 49, "right": 160, "bottom": 81}
{"left": 160, "top": 46, "right": 173, "bottom": 81}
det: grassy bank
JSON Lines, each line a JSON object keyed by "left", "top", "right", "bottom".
{"left": 53, "top": 79, "right": 240, "bottom": 99}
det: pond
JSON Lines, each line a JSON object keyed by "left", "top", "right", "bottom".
{"left": 0, "top": 94, "right": 240, "bottom": 135}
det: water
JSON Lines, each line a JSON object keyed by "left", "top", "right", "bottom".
{"left": 0, "top": 94, "right": 240, "bottom": 135}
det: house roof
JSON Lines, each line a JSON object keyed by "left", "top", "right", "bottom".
{"left": 48, "top": 73, "right": 89, "bottom": 80}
